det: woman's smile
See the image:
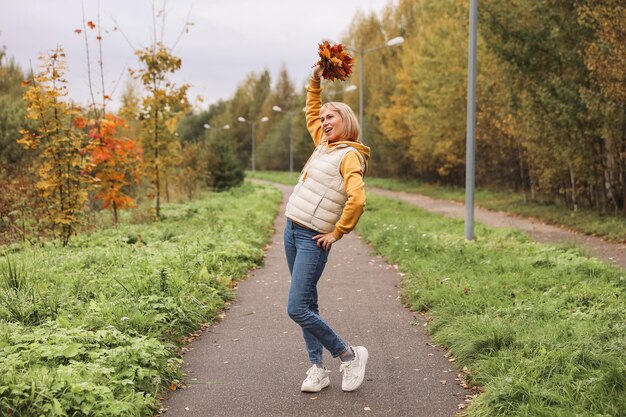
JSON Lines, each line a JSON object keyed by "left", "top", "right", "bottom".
{"left": 321, "top": 109, "right": 343, "bottom": 142}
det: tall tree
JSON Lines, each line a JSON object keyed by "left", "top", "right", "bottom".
{"left": 82, "top": 114, "right": 142, "bottom": 224}
{"left": 482, "top": 0, "right": 598, "bottom": 210}
{"left": 117, "top": 77, "right": 143, "bottom": 141}
{"left": 228, "top": 70, "right": 271, "bottom": 170}
{"left": 257, "top": 66, "right": 299, "bottom": 170}
{"left": 578, "top": 0, "right": 626, "bottom": 214}
{"left": 0, "top": 48, "right": 28, "bottom": 164}
{"left": 18, "top": 48, "right": 96, "bottom": 245}
{"left": 379, "top": 0, "right": 469, "bottom": 183}
{"left": 132, "top": 43, "right": 189, "bottom": 218}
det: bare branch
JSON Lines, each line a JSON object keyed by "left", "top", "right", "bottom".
{"left": 160, "top": 0, "right": 166, "bottom": 44}
{"left": 151, "top": 0, "right": 157, "bottom": 47}
{"left": 81, "top": 0, "right": 97, "bottom": 113}
{"left": 111, "top": 17, "right": 136, "bottom": 51}
{"left": 97, "top": 0, "right": 107, "bottom": 116}
{"left": 171, "top": 6, "right": 193, "bottom": 50}
{"left": 109, "top": 64, "right": 128, "bottom": 103}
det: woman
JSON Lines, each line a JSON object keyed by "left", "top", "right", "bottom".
{"left": 284, "top": 64, "right": 371, "bottom": 393}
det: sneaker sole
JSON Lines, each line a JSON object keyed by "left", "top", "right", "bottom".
{"left": 342, "top": 347, "right": 368, "bottom": 392}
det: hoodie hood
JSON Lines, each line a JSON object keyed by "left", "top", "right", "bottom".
{"left": 329, "top": 140, "right": 371, "bottom": 173}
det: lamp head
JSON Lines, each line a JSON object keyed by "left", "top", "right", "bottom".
{"left": 387, "top": 36, "right": 404, "bottom": 47}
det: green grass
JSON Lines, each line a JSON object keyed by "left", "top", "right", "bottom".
{"left": 0, "top": 183, "right": 281, "bottom": 416}
{"left": 357, "top": 194, "right": 626, "bottom": 416}
{"left": 247, "top": 170, "right": 299, "bottom": 186}
{"left": 366, "top": 177, "right": 626, "bottom": 243}
{"left": 248, "top": 171, "right": 626, "bottom": 242}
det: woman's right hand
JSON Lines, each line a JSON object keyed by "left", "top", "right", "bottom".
{"left": 312, "top": 63, "right": 323, "bottom": 80}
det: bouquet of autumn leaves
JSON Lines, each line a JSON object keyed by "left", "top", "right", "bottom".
{"left": 315, "top": 41, "right": 354, "bottom": 81}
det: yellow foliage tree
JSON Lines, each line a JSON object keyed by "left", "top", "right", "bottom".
{"left": 18, "top": 48, "right": 95, "bottom": 246}
{"left": 379, "top": 0, "right": 469, "bottom": 183}
{"left": 131, "top": 43, "right": 189, "bottom": 218}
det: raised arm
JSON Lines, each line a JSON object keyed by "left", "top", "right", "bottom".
{"left": 305, "top": 64, "right": 324, "bottom": 146}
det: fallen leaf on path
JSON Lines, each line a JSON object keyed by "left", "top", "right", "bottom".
{"left": 440, "top": 380, "right": 447, "bottom": 385}
{"left": 364, "top": 407, "right": 371, "bottom": 411}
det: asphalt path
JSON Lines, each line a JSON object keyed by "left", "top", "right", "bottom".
{"left": 162, "top": 182, "right": 467, "bottom": 417}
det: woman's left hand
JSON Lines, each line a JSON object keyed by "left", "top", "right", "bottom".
{"left": 313, "top": 233, "right": 336, "bottom": 251}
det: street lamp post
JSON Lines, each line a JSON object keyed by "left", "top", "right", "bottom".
{"left": 465, "top": 0, "right": 478, "bottom": 240}
{"left": 237, "top": 116, "right": 268, "bottom": 172}
{"left": 271, "top": 106, "right": 291, "bottom": 173}
{"left": 271, "top": 105, "right": 305, "bottom": 175}
{"left": 345, "top": 36, "right": 404, "bottom": 143}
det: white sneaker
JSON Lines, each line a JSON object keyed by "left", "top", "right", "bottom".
{"left": 301, "top": 365, "right": 330, "bottom": 392}
{"left": 339, "top": 346, "right": 368, "bottom": 392}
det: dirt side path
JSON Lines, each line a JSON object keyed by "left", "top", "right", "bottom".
{"left": 162, "top": 183, "right": 467, "bottom": 417}
{"left": 368, "top": 187, "right": 626, "bottom": 269}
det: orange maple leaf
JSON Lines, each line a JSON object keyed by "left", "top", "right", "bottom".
{"left": 73, "top": 117, "right": 87, "bottom": 129}
{"left": 74, "top": 29, "right": 82, "bottom": 35}
{"left": 315, "top": 41, "right": 354, "bottom": 81}
{"left": 87, "top": 21, "right": 96, "bottom": 30}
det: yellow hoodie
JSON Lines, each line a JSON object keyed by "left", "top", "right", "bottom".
{"left": 305, "top": 77, "right": 371, "bottom": 240}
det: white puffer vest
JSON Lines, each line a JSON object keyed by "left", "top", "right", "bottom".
{"left": 285, "top": 144, "right": 365, "bottom": 233}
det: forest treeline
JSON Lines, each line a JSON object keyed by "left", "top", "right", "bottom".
{"left": 0, "top": 0, "right": 624, "bottom": 244}
{"left": 180, "top": 0, "right": 624, "bottom": 215}
{"left": 185, "top": 0, "right": 626, "bottom": 215}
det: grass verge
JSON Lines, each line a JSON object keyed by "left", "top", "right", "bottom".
{"left": 248, "top": 170, "right": 626, "bottom": 242}
{"left": 365, "top": 177, "right": 626, "bottom": 243}
{"left": 357, "top": 194, "right": 625, "bottom": 416}
{"left": 0, "top": 183, "right": 281, "bottom": 416}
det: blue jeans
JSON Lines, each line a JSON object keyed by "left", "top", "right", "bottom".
{"left": 284, "top": 218, "right": 348, "bottom": 365}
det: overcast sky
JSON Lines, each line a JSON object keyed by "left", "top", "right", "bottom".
{"left": 0, "top": 0, "right": 393, "bottom": 110}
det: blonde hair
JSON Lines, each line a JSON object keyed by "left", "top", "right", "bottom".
{"left": 320, "top": 102, "right": 361, "bottom": 142}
